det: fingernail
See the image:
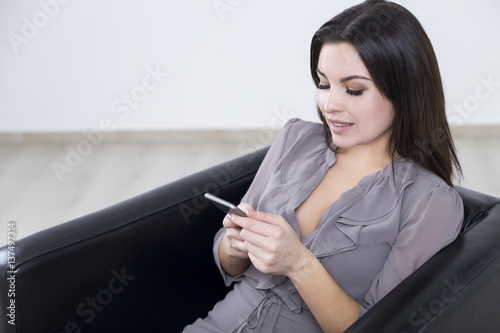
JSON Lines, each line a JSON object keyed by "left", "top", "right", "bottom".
{"left": 227, "top": 213, "right": 233, "bottom": 220}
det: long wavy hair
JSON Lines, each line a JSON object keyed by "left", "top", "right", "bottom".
{"left": 310, "top": 0, "right": 461, "bottom": 186}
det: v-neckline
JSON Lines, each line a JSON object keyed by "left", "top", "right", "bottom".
{"left": 289, "top": 155, "right": 399, "bottom": 242}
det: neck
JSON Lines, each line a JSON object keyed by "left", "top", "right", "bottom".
{"left": 335, "top": 140, "right": 394, "bottom": 173}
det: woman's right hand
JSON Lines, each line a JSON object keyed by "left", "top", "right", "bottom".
{"left": 218, "top": 203, "right": 253, "bottom": 277}
{"left": 221, "top": 203, "right": 255, "bottom": 259}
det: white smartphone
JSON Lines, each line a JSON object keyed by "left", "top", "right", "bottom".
{"left": 204, "top": 193, "right": 247, "bottom": 217}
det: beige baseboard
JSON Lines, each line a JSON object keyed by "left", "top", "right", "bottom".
{"left": 0, "top": 129, "right": 282, "bottom": 145}
{"left": 0, "top": 125, "right": 498, "bottom": 145}
{"left": 450, "top": 125, "right": 500, "bottom": 139}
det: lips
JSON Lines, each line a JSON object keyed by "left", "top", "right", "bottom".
{"left": 328, "top": 119, "right": 354, "bottom": 134}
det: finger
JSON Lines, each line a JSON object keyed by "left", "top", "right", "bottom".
{"left": 230, "top": 225, "right": 271, "bottom": 251}
{"left": 239, "top": 227, "right": 271, "bottom": 249}
{"left": 237, "top": 203, "right": 256, "bottom": 215}
{"left": 231, "top": 215, "right": 277, "bottom": 238}
{"left": 223, "top": 215, "right": 239, "bottom": 228}
{"left": 226, "top": 227, "right": 244, "bottom": 241}
{"left": 246, "top": 210, "right": 285, "bottom": 226}
{"left": 226, "top": 237, "right": 249, "bottom": 255}
{"left": 245, "top": 243, "right": 274, "bottom": 273}
{"left": 231, "top": 209, "right": 285, "bottom": 229}
{"left": 235, "top": 240, "right": 249, "bottom": 254}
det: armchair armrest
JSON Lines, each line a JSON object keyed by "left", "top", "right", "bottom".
{"left": 0, "top": 147, "right": 269, "bottom": 333}
{"left": 2, "top": 144, "right": 499, "bottom": 333}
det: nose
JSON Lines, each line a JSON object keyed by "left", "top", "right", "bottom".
{"left": 320, "top": 88, "right": 344, "bottom": 114}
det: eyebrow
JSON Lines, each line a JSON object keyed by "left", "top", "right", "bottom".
{"left": 316, "top": 68, "right": 371, "bottom": 82}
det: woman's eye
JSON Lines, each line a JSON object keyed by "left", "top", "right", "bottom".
{"left": 318, "top": 84, "right": 330, "bottom": 90}
{"left": 346, "top": 88, "right": 364, "bottom": 96}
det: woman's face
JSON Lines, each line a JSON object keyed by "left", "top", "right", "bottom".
{"left": 316, "top": 42, "right": 394, "bottom": 153}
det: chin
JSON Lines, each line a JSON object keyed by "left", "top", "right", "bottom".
{"left": 331, "top": 137, "right": 353, "bottom": 150}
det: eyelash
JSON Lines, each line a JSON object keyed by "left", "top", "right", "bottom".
{"left": 317, "top": 85, "right": 364, "bottom": 96}
{"left": 346, "top": 88, "right": 364, "bottom": 96}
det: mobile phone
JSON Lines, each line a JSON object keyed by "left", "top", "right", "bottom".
{"left": 204, "top": 193, "right": 247, "bottom": 217}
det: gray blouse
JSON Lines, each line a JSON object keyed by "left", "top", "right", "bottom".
{"left": 184, "top": 118, "right": 464, "bottom": 333}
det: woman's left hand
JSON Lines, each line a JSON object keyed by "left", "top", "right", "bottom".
{"left": 227, "top": 209, "right": 312, "bottom": 277}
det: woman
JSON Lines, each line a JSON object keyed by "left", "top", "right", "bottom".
{"left": 184, "top": 0, "right": 463, "bottom": 332}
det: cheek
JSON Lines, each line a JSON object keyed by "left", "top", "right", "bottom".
{"left": 378, "top": 101, "right": 395, "bottom": 129}
{"left": 360, "top": 96, "right": 394, "bottom": 128}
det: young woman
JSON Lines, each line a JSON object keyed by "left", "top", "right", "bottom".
{"left": 184, "top": 1, "right": 463, "bottom": 332}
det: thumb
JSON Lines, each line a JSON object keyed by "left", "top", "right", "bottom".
{"left": 238, "top": 203, "right": 256, "bottom": 216}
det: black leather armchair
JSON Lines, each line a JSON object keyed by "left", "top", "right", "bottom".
{"left": 1, "top": 147, "right": 500, "bottom": 333}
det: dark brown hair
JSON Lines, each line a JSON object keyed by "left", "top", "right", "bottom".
{"left": 310, "top": 0, "right": 461, "bottom": 186}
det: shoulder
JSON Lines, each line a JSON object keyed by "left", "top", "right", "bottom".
{"left": 399, "top": 159, "right": 464, "bottom": 224}
{"left": 277, "top": 118, "right": 327, "bottom": 153}
{"left": 281, "top": 118, "right": 323, "bottom": 140}
{"left": 403, "top": 160, "right": 460, "bottom": 198}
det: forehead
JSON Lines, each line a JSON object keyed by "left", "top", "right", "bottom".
{"left": 317, "top": 43, "right": 370, "bottom": 78}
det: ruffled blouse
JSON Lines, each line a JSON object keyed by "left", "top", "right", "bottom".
{"left": 205, "top": 118, "right": 463, "bottom": 332}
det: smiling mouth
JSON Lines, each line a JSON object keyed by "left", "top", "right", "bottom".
{"left": 329, "top": 120, "right": 354, "bottom": 134}
{"left": 332, "top": 122, "right": 353, "bottom": 127}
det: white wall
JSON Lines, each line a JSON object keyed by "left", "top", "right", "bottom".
{"left": 0, "top": 0, "right": 499, "bottom": 132}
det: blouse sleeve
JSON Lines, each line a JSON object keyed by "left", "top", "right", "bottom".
{"left": 358, "top": 183, "right": 464, "bottom": 316}
{"left": 212, "top": 118, "right": 300, "bottom": 286}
